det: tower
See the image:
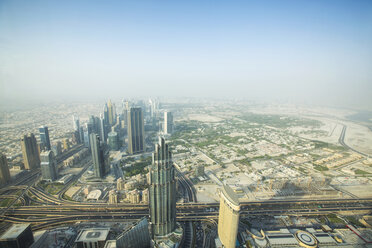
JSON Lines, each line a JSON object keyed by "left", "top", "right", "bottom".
{"left": 39, "top": 126, "right": 51, "bottom": 151}
{"left": 21, "top": 133, "right": 40, "bottom": 170}
{"left": 149, "top": 137, "right": 176, "bottom": 238}
{"left": 0, "top": 153, "right": 11, "bottom": 185}
{"left": 164, "top": 112, "right": 173, "bottom": 134}
{"left": 107, "top": 99, "right": 115, "bottom": 126}
{"left": 90, "top": 133, "right": 109, "bottom": 178}
{"left": 217, "top": 184, "right": 240, "bottom": 248}
{"left": 40, "top": 150, "right": 58, "bottom": 181}
{"left": 127, "top": 107, "right": 145, "bottom": 154}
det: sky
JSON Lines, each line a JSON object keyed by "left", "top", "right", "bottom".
{"left": 1, "top": 0, "right": 372, "bottom": 109}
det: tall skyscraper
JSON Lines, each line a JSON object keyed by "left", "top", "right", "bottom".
{"left": 21, "top": 133, "right": 40, "bottom": 170}
{"left": 89, "top": 133, "right": 109, "bottom": 178}
{"left": 217, "top": 184, "right": 240, "bottom": 248}
{"left": 99, "top": 114, "right": 107, "bottom": 143}
{"left": 149, "top": 137, "right": 176, "bottom": 238}
{"left": 39, "top": 126, "right": 51, "bottom": 151}
{"left": 0, "top": 153, "right": 11, "bottom": 185}
{"left": 103, "top": 103, "right": 109, "bottom": 125}
{"left": 127, "top": 107, "right": 145, "bottom": 154}
{"left": 164, "top": 112, "right": 173, "bottom": 134}
{"left": 72, "top": 115, "right": 80, "bottom": 132}
{"left": 40, "top": 150, "right": 58, "bottom": 181}
{"left": 107, "top": 99, "right": 115, "bottom": 126}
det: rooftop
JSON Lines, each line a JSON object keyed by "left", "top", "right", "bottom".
{"left": 222, "top": 184, "right": 239, "bottom": 206}
{"left": 75, "top": 228, "right": 110, "bottom": 242}
{"left": 0, "top": 224, "right": 31, "bottom": 240}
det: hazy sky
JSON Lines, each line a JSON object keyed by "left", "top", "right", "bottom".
{"left": 1, "top": 0, "right": 372, "bottom": 109}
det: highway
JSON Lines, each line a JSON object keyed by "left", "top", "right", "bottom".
{"left": 339, "top": 124, "right": 370, "bottom": 157}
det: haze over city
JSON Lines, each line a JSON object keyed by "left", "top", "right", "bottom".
{"left": 1, "top": 1, "right": 372, "bottom": 248}
{"left": 1, "top": 0, "right": 372, "bottom": 109}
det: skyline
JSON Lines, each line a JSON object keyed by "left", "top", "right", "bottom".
{"left": 1, "top": 0, "right": 372, "bottom": 109}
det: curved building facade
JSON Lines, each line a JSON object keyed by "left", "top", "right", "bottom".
{"left": 149, "top": 137, "right": 176, "bottom": 238}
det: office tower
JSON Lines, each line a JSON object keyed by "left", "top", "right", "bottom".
{"left": 108, "top": 131, "right": 120, "bottom": 151}
{"left": 149, "top": 137, "right": 176, "bottom": 238}
{"left": 40, "top": 150, "right": 58, "bottom": 181}
{"left": 107, "top": 99, "right": 115, "bottom": 125}
{"left": 127, "top": 107, "right": 145, "bottom": 154}
{"left": 217, "top": 185, "right": 240, "bottom": 248}
{"left": 79, "top": 126, "right": 84, "bottom": 145}
{"left": 73, "top": 116, "right": 80, "bottom": 132}
{"left": 83, "top": 123, "right": 93, "bottom": 148}
{"left": 21, "top": 133, "right": 40, "bottom": 170}
{"left": 62, "top": 138, "right": 70, "bottom": 151}
{"left": 116, "top": 217, "right": 151, "bottom": 248}
{"left": 99, "top": 114, "right": 107, "bottom": 143}
{"left": 0, "top": 224, "right": 34, "bottom": 248}
{"left": 90, "top": 133, "right": 109, "bottom": 178}
{"left": 0, "top": 153, "right": 11, "bottom": 185}
{"left": 39, "top": 126, "right": 51, "bottom": 151}
{"left": 122, "top": 100, "right": 130, "bottom": 125}
{"left": 163, "top": 112, "right": 173, "bottom": 134}
{"left": 103, "top": 103, "right": 109, "bottom": 126}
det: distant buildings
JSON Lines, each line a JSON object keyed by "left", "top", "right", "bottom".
{"left": 149, "top": 137, "right": 176, "bottom": 238}
{"left": 116, "top": 217, "right": 151, "bottom": 248}
{"left": 40, "top": 150, "right": 58, "bottom": 182}
{"left": 39, "top": 126, "right": 51, "bottom": 151}
{"left": 217, "top": 184, "right": 240, "bottom": 248}
{"left": 163, "top": 111, "right": 173, "bottom": 134}
{"left": 90, "top": 133, "right": 109, "bottom": 178}
{"left": 0, "top": 153, "right": 11, "bottom": 185}
{"left": 127, "top": 107, "right": 145, "bottom": 154}
{"left": 0, "top": 224, "right": 34, "bottom": 248}
{"left": 21, "top": 133, "right": 40, "bottom": 170}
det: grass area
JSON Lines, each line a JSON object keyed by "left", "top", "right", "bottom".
{"left": 0, "top": 199, "right": 12, "bottom": 207}
{"left": 121, "top": 156, "right": 151, "bottom": 177}
{"left": 355, "top": 169, "right": 369, "bottom": 175}
{"left": 38, "top": 181, "right": 65, "bottom": 195}
{"left": 314, "top": 165, "right": 329, "bottom": 171}
{"left": 327, "top": 214, "right": 345, "bottom": 224}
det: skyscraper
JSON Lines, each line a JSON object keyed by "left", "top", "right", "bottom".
{"left": 40, "top": 150, "right": 58, "bottom": 181}
{"left": 127, "top": 107, "right": 145, "bottom": 154}
{"left": 89, "top": 133, "right": 109, "bottom": 178}
{"left": 217, "top": 184, "right": 240, "bottom": 248}
{"left": 21, "top": 133, "right": 40, "bottom": 170}
{"left": 164, "top": 112, "right": 173, "bottom": 134}
{"left": 0, "top": 153, "right": 11, "bottom": 185}
{"left": 108, "top": 131, "right": 120, "bottom": 151}
{"left": 39, "top": 126, "right": 51, "bottom": 151}
{"left": 107, "top": 99, "right": 115, "bottom": 126}
{"left": 72, "top": 115, "right": 80, "bottom": 132}
{"left": 99, "top": 114, "right": 107, "bottom": 143}
{"left": 149, "top": 137, "right": 176, "bottom": 238}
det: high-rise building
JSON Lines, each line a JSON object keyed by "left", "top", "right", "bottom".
{"left": 40, "top": 150, "right": 58, "bottom": 181}
{"left": 73, "top": 116, "right": 80, "bottom": 132}
{"left": 107, "top": 99, "right": 115, "bottom": 126}
{"left": 99, "top": 114, "right": 107, "bottom": 143}
{"left": 39, "top": 126, "right": 51, "bottom": 151}
{"left": 217, "top": 185, "right": 240, "bottom": 248}
{"left": 108, "top": 131, "right": 120, "bottom": 151}
{"left": 90, "top": 133, "right": 109, "bottom": 178}
{"left": 164, "top": 112, "right": 173, "bottom": 134}
{"left": 116, "top": 217, "right": 151, "bottom": 248}
{"left": 149, "top": 137, "right": 176, "bottom": 238}
{"left": 127, "top": 107, "right": 145, "bottom": 154}
{"left": 21, "top": 133, "right": 40, "bottom": 170}
{"left": 0, "top": 224, "right": 34, "bottom": 248}
{"left": 0, "top": 153, "right": 11, "bottom": 185}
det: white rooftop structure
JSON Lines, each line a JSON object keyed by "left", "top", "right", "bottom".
{"left": 75, "top": 228, "right": 110, "bottom": 242}
{"left": 87, "top": 189, "right": 102, "bottom": 200}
